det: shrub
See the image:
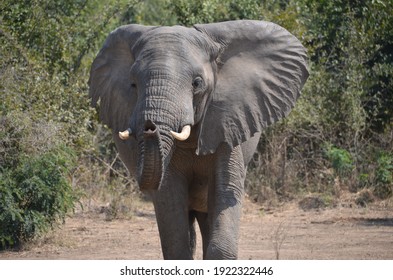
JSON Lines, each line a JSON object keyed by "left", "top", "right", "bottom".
{"left": 0, "top": 113, "right": 78, "bottom": 249}
{"left": 0, "top": 145, "right": 77, "bottom": 249}
{"left": 325, "top": 145, "right": 354, "bottom": 178}
{"left": 373, "top": 153, "right": 393, "bottom": 199}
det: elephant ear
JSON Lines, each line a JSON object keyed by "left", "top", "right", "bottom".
{"left": 194, "top": 20, "right": 309, "bottom": 155}
{"left": 88, "top": 24, "right": 153, "bottom": 132}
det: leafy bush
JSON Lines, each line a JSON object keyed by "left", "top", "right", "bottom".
{"left": 0, "top": 146, "right": 77, "bottom": 249}
{"left": 376, "top": 154, "right": 393, "bottom": 185}
{"left": 0, "top": 113, "right": 78, "bottom": 249}
{"left": 325, "top": 145, "right": 354, "bottom": 178}
{"left": 373, "top": 153, "right": 393, "bottom": 199}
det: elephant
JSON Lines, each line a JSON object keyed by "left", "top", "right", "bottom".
{"left": 88, "top": 20, "right": 308, "bottom": 259}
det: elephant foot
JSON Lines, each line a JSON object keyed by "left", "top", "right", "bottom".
{"left": 205, "top": 241, "right": 238, "bottom": 260}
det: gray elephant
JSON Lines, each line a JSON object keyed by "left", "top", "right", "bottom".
{"left": 88, "top": 20, "right": 308, "bottom": 259}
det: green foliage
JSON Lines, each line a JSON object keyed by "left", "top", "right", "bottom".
{"left": 169, "top": 0, "right": 263, "bottom": 26}
{"left": 130, "top": 0, "right": 177, "bottom": 25}
{"left": 373, "top": 153, "right": 393, "bottom": 199}
{"left": 0, "top": 113, "right": 77, "bottom": 249}
{"left": 0, "top": 0, "right": 132, "bottom": 149}
{"left": 0, "top": 148, "right": 76, "bottom": 248}
{"left": 298, "top": 0, "right": 393, "bottom": 133}
{"left": 325, "top": 145, "right": 353, "bottom": 177}
{"left": 376, "top": 154, "right": 393, "bottom": 185}
{"left": 0, "top": 0, "right": 138, "bottom": 73}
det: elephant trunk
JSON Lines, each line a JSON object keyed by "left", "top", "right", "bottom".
{"left": 137, "top": 120, "right": 166, "bottom": 190}
{"left": 134, "top": 79, "right": 193, "bottom": 190}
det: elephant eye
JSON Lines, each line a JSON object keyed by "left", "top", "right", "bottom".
{"left": 192, "top": 76, "right": 204, "bottom": 90}
{"left": 130, "top": 81, "right": 137, "bottom": 89}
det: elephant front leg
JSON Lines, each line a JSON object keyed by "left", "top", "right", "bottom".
{"left": 149, "top": 169, "right": 194, "bottom": 260}
{"left": 206, "top": 145, "right": 246, "bottom": 260}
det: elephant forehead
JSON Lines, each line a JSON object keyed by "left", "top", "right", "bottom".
{"left": 135, "top": 30, "right": 183, "bottom": 52}
{"left": 133, "top": 27, "right": 209, "bottom": 57}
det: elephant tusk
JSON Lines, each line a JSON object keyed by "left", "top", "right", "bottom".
{"left": 119, "top": 128, "right": 132, "bottom": 140}
{"left": 170, "top": 125, "right": 191, "bottom": 141}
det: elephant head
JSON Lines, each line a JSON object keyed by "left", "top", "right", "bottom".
{"left": 88, "top": 20, "right": 308, "bottom": 191}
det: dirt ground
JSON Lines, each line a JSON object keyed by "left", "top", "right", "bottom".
{"left": 1, "top": 199, "right": 393, "bottom": 260}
